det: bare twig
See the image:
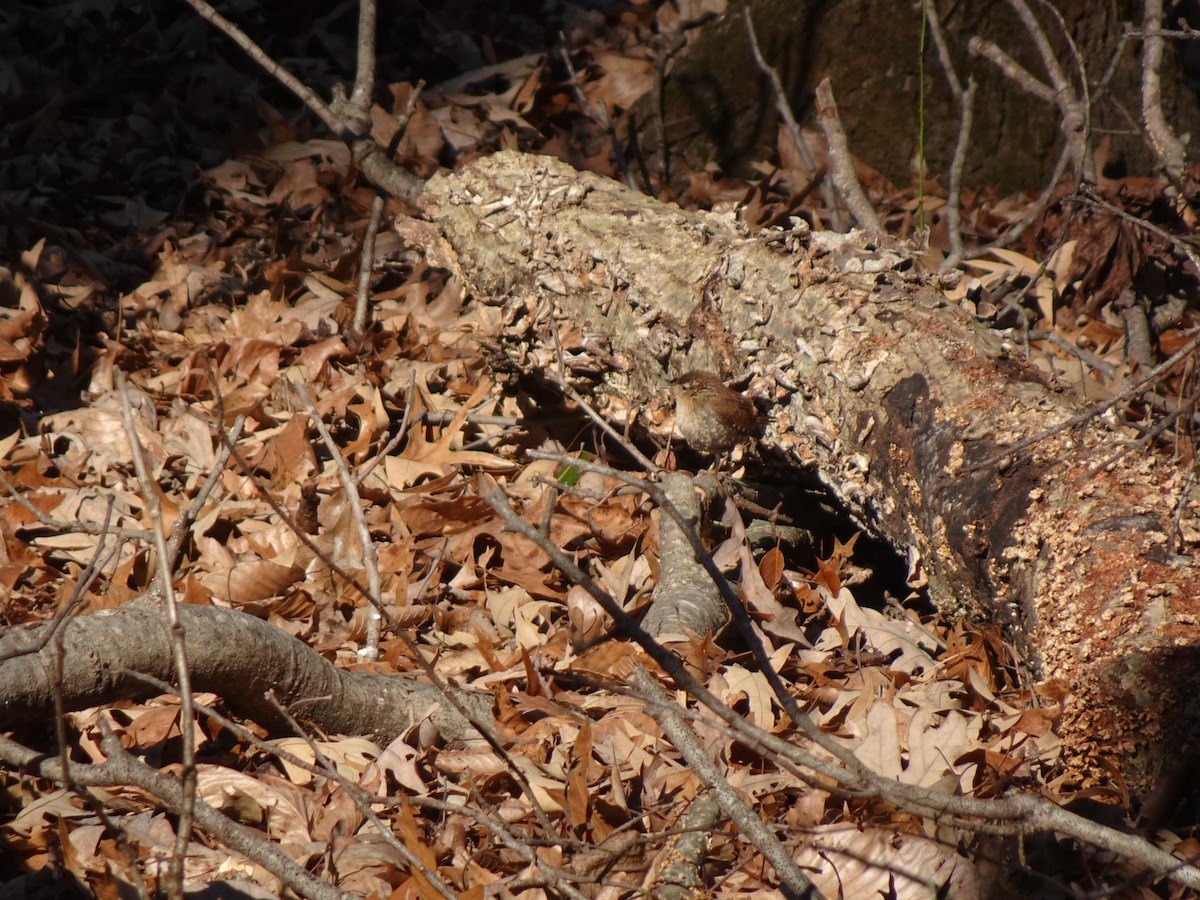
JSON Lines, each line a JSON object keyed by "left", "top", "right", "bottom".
{"left": 1082, "top": 377, "right": 1200, "bottom": 479}
{"left": 964, "top": 139, "right": 1074, "bottom": 258}
{"left": 488, "top": 463, "right": 866, "bottom": 786}
{"left": 970, "top": 0, "right": 1092, "bottom": 181}
{"left": 955, "top": 322, "right": 1200, "bottom": 478}
{"left": 559, "top": 43, "right": 635, "bottom": 189}
{"left": 1172, "top": 469, "right": 1198, "bottom": 553}
{"left": 353, "top": 82, "right": 423, "bottom": 335}
{"left": 1129, "top": 25, "right": 1200, "bottom": 39}
{"left": 182, "top": 0, "right": 424, "bottom": 205}
{"left": 1140, "top": 0, "right": 1188, "bottom": 186}
{"left": 487, "top": 466, "right": 1200, "bottom": 890}
{"left": 353, "top": 194, "right": 386, "bottom": 335}
{"left": 264, "top": 691, "right": 458, "bottom": 900}
{"left": 743, "top": 6, "right": 842, "bottom": 231}
{"left": 1031, "top": 0, "right": 1092, "bottom": 176}
{"left": 922, "top": 0, "right": 975, "bottom": 265}
{"left": 1070, "top": 186, "right": 1200, "bottom": 278}
{"left": 631, "top": 667, "right": 824, "bottom": 898}
{"left": 357, "top": 373, "right": 417, "bottom": 484}
{"left": 944, "top": 78, "right": 977, "bottom": 265}
{"left": 0, "top": 730, "right": 350, "bottom": 900}
{"left": 0, "top": 502, "right": 124, "bottom": 666}
{"left": 211, "top": 407, "right": 552, "bottom": 834}
{"left": 950, "top": 0, "right": 1093, "bottom": 258}
{"left": 180, "top": 0, "right": 342, "bottom": 135}
{"left": 550, "top": 369, "right": 660, "bottom": 472}
{"left": 547, "top": 323, "right": 661, "bottom": 472}
{"left": 0, "top": 470, "right": 153, "bottom": 542}
{"left": 117, "top": 378, "right": 196, "bottom": 900}
{"left": 347, "top": 0, "right": 376, "bottom": 126}
{"left": 293, "top": 383, "right": 383, "bottom": 661}
{"left": 48, "top": 503, "right": 153, "bottom": 900}
{"left": 123, "top": 678, "right": 574, "bottom": 894}
{"left": 968, "top": 37, "right": 1054, "bottom": 102}
{"left": 219, "top": 431, "right": 379, "bottom": 610}
{"left": 813, "top": 78, "right": 883, "bottom": 233}
{"left": 640, "top": 10, "right": 718, "bottom": 187}
{"left": 158, "top": 416, "right": 245, "bottom": 591}
{"left": 923, "top": 0, "right": 962, "bottom": 97}
{"left": 1026, "top": 329, "right": 1116, "bottom": 381}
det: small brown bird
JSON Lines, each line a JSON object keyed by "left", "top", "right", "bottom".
{"left": 671, "top": 370, "right": 760, "bottom": 455}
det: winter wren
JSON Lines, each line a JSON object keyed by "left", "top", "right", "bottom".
{"left": 672, "top": 371, "right": 760, "bottom": 455}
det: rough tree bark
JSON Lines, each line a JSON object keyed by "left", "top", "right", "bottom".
{"left": 642, "top": 472, "right": 728, "bottom": 639}
{"left": 420, "top": 149, "right": 1200, "bottom": 798}
{"left": 0, "top": 600, "right": 489, "bottom": 745}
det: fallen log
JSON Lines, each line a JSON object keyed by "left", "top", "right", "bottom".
{"left": 420, "top": 150, "right": 1200, "bottom": 799}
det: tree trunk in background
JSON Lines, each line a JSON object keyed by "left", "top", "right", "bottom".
{"left": 659, "top": 0, "right": 1199, "bottom": 194}
{"left": 422, "top": 149, "right": 1200, "bottom": 800}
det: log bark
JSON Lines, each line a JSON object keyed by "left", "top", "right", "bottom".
{"left": 643, "top": 472, "right": 727, "bottom": 638}
{"left": 0, "top": 600, "right": 491, "bottom": 745}
{"left": 420, "top": 150, "right": 1200, "bottom": 797}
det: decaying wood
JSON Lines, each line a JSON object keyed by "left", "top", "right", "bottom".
{"left": 0, "top": 600, "right": 490, "bottom": 745}
{"left": 421, "top": 150, "right": 1200, "bottom": 796}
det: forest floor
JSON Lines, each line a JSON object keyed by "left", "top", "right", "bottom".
{"left": 2, "top": 1, "right": 1198, "bottom": 897}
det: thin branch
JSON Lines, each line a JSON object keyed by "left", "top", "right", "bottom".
{"left": 964, "top": 140, "right": 1073, "bottom": 258}
{"left": 48, "top": 503, "right": 152, "bottom": 900}
{"left": 944, "top": 78, "right": 977, "bottom": 266}
{"left": 1140, "top": 0, "right": 1189, "bottom": 187}
{"left": 211, "top": 404, "right": 553, "bottom": 834}
{"left": 953, "top": 320, "right": 1200, "bottom": 478}
{"left": 813, "top": 78, "right": 883, "bottom": 233}
{"left": 742, "top": 6, "right": 842, "bottom": 231}
{"left": 1172, "top": 470, "right": 1198, "bottom": 553}
{"left": 158, "top": 416, "right": 245, "bottom": 590}
{"left": 1082, "top": 377, "right": 1200, "bottom": 479}
{"left": 179, "top": 0, "right": 343, "bottom": 136}
{"left": 631, "top": 667, "right": 824, "bottom": 899}
{"left": 0, "top": 500, "right": 123, "bottom": 665}
{"left": 485, "top": 468, "right": 868, "bottom": 786}
{"left": 1016, "top": 0, "right": 1091, "bottom": 180}
{"left": 348, "top": 0, "right": 376, "bottom": 122}
{"left": 969, "top": 0, "right": 1092, "bottom": 181}
{"left": 1128, "top": 26, "right": 1200, "bottom": 39}
{"left": 293, "top": 383, "right": 383, "bottom": 661}
{"left": 0, "top": 731, "right": 351, "bottom": 900}
{"left": 1013, "top": 0, "right": 1074, "bottom": 100}
{"left": 547, "top": 323, "right": 661, "bottom": 473}
{"left": 559, "top": 43, "right": 635, "bottom": 189}
{"left": 1071, "top": 185, "right": 1200, "bottom": 278}
{"left": 0, "top": 469, "right": 153, "bottom": 542}
{"left": 264, "top": 691, "right": 458, "bottom": 900}
{"left": 923, "top": 0, "right": 963, "bottom": 98}
{"left": 127, "top": 677, "right": 573, "bottom": 895}
{"left": 357, "top": 373, "right": 417, "bottom": 484}
{"left": 353, "top": 194, "right": 385, "bottom": 335}
{"left": 968, "top": 38, "right": 1052, "bottom": 100}
{"left": 117, "top": 377, "right": 196, "bottom": 900}
{"left": 353, "top": 83, "right": 423, "bottom": 335}
{"left": 1032, "top": 0, "right": 1092, "bottom": 180}
{"left": 922, "top": 0, "right": 975, "bottom": 265}
{"left": 182, "top": 0, "right": 424, "bottom": 205}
